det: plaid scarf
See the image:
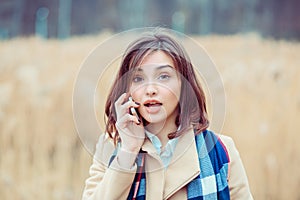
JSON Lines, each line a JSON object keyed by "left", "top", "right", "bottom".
{"left": 109, "top": 130, "right": 230, "bottom": 200}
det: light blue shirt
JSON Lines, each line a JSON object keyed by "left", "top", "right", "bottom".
{"left": 145, "top": 130, "right": 179, "bottom": 168}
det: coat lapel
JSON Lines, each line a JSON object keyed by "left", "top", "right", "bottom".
{"left": 164, "top": 128, "right": 200, "bottom": 199}
{"left": 141, "top": 128, "right": 200, "bottom": 200}
{"left": 142, "top": 138, "right": 165, "bottom": 200}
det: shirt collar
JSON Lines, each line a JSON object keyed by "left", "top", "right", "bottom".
{"left": 145, "top": 130, "right": 178, "bottom": 156}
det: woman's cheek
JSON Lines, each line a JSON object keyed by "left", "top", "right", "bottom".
{"left": 130, "top": 87, "right": 143, "bottom": 103}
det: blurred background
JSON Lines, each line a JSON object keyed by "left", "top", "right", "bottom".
{"left": 1, "top": 0, "right": 300, "bottom": 199}
{"left": 1, "top": 0, "right": 300, "bottom": 39}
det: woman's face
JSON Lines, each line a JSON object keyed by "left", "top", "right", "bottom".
{"left": 129, "top": 50, "right": 181, "bottom": 126}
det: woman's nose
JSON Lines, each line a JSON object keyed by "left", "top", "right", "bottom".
{"left": 145, "top": 83, "right": 157, "bottom": 97}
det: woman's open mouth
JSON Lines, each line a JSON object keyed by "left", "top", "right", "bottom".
{"left": 143, "top": 100, "right": 163, "bottom": 114}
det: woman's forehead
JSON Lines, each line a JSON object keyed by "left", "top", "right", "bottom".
{"left": 139, "top": 50, "right": 175, "bottom": 67}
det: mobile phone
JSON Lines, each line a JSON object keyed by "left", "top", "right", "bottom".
{"left": 128, "top": 96, "right": 140, "bottom": 121}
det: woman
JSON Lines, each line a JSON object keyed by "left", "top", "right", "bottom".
{"left": 82, "top": 30, "right": 253, "bottom": 200}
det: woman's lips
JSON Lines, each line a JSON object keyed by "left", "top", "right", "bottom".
{"left": 143, "top": 100, "right": 162, "bottom": 114}
{"left": 145, "top": 103, "right": 162, "bottom": 114}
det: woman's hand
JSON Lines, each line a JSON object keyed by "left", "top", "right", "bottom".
{"left": 115, "top": 93, "right": 145, "bottom": 153}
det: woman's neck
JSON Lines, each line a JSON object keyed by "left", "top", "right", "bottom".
{"left": 145, "top": 120, "right": 177, "bottom": 147}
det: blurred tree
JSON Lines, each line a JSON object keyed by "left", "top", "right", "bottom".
{"left": 35, "top": 7, "right": 49, "bottom": 38}
{"left": 0, "top": 0, "right": 24, "bottom": 38}
{"left": 11, "top": 0, "right": 24, "bottom": 37}
{"left": 118, "top": 0, "right": 146, "bottom": 29}
{"left": 0, "top": 0, "right": 299, "bottom": 39}
{"left": 58, "top": 0, "right": 72, "bottom": 39}
{"left": 198, "top": 0, "right": 213, "bottom": 35}
{"left": 172, "top": 11, "right": 185, "bottom": 33}
{"left": 242, "top": 0, "right": 257, "bottom": 32}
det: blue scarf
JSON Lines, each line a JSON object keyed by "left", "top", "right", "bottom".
{"left": 109, "top": 130, "right": 230, "bottom": 200}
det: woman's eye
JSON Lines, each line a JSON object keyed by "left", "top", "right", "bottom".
{"left": 132, "top": 76, "right": 143, "bottom": 83}
{"left": 158, "top": 74, "right": 170, "bottom": 80}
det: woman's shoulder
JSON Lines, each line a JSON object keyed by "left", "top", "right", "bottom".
{"left": 216, "top": 133, "right": 254, "bottom": 199}
{"left": 218, "top": 134, "right": 235, "bottom": 149}
{"left": 215, "top": 133, "right": 241, "bottom": 162}
{"left": 201, "top": 130, "right": 237, "bottom": 154}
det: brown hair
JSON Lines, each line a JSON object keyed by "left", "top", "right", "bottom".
{"left": 105, "top": 30, "right": 209, "bottom": 145}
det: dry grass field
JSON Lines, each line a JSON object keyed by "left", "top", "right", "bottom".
{"left": 0, "top": 32, "right": 299, "bottom": 200}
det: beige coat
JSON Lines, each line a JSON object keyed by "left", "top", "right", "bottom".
{"left": 82, "top": 128, "right": 253, "bottom": 200}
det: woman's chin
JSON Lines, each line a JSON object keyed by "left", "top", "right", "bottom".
{"left": 140, "top": 109, "right": 167, "bottom": 124}
{"left": 142, "top": 115, "right": 167, "bottom": 126}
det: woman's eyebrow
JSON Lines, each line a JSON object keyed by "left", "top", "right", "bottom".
{"left": 156, "top": 65, "right": 174, "bottom": 70}
{"left": 136, "top": 64, "right": 174, "bottom": 72}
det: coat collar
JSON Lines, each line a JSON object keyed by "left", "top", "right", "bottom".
{"left": 141, "top": 128, "right": 201, "bottom": 199}
{"left": 164, "top": 127, "right": 200, "bottom": 199}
